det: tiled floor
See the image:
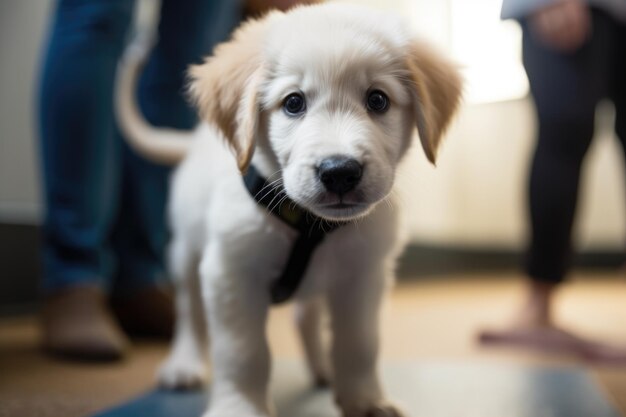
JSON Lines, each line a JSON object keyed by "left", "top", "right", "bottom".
{"left": 1, "top": 271, "right": 625, "bottom": 417}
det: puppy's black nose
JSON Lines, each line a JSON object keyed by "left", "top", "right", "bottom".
{"left": 317, "top": 156, "right": 363, "bottom": 195}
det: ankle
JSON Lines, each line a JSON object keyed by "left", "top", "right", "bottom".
{"left": 517, "top": 280, "right": 557, "bottom": 327}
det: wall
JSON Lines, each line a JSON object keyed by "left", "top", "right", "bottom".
{"left": 403, "top": 99, "right": 625, "bottom": 250}
{"left": 0, "top": 0, "right": 52, "bottom": 223}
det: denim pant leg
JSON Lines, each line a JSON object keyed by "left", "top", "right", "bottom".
{"left": 110, "top": 0, "right": 242, "bottom": 292}
{"left": 38, "top": 0, "right": 135, "bottom": 292}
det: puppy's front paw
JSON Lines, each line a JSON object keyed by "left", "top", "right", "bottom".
{"left": 158, "top": 355, "right": 207, "bottom": 390}
{"left": 342, "top": 402, "right": 406, "bottom": 417}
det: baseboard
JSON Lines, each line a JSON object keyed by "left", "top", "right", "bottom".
{"left": 1, "top": 223, "right": 623, "bottom": 315}
{"left": 0, "top": 223, "right": 41, "bottom": 315}
{"left": 396, "top": 244, "right": 624, "bottom": 278}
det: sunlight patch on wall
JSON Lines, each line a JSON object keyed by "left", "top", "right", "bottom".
{"left": 450, "top": 0, "right": 528, "bottom": 104}
{"left": 335, "top": 0, "right": 529, "bottom": 104}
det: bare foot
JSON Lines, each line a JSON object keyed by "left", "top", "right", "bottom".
{"left": 579, "top": 339, "right": 626, "bottom": 364}
{"left": 479, "top": 324, "right": 626, "bottom": 365}
{"left": 478, "top": 279, "right": 626, "bottom": 365}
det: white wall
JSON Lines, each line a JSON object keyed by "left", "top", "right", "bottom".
{"left": 401, "top": 99, "right": 626, "bottom": 251}
{"left": 0, "top": 0, "right": 624, "bottom": 251}
{"left": 0, "top": 0, "right": 53, "bottom": 223}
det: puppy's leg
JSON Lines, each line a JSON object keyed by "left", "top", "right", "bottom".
{"left": 329, "top": 266, "right": 404, "bottom": 417}
{"left": 158, "top": 238, "right": 209, "bottom": 389}
{"left": 201, "top": 246, "right": 273, "bottom": 417}
{"left": 294, "top": 297, "right": 331, "bottom": 387}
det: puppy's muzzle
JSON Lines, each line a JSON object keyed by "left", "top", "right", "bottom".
{"left": 317, "top": 155, "right": 363, "bottom": 196}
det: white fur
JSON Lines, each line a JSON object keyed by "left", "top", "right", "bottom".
{"left": 116, "top": 4, "right": 461, "bottom": 417}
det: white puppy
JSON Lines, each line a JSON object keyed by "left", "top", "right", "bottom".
{"left": 116, "top": 4, "right": 462, "bottom": 417}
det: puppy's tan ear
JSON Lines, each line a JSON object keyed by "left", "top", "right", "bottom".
{"left": 406, "top": 42, "right": 463, "bottom": 164}
{"left": 188, "top": 13, "right": 279, "bottom": 172}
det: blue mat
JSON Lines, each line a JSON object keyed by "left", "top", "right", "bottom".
{"left": 94, "top": 361, "right": 620, "bottom": 417}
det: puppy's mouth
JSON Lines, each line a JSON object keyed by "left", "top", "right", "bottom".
{"left": 322, "top": 202, "right": 361, "bottom": 210}
{"left": 309, "top": 194, "right": 372, "bottom": 220}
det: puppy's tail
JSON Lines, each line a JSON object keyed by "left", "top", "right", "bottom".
{"left": 115, "top": 35, "right": 192, "bottom": 165}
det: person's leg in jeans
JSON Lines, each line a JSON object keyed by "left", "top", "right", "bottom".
{"left": 480, "top": 10, "right": 626, "bottom": 362}
{"left": 108, "top": 0, "right": 241, "bottom": 337}
{"left": 38, "top": 0, "right": 135, "bottom": 359}
{"left": 38, "top": 0, "right": 240, "bottom": 358}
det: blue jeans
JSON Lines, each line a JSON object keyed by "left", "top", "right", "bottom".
{"left": 38, "top": 0, "right": 240, "bottom": 293}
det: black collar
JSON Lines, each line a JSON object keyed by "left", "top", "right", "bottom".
{"left": 243, "top": 164, "right": 346, "bottom": 303}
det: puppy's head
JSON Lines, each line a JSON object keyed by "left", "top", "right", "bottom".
{"left": 190, "top": 4, "right": 462, "bottom": 221}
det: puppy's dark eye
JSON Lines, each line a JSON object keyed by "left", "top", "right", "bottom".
{"left": 366, "top": 90, "right": 389, "bottom": 113}
{"left": 283, "top": 92, "right": 306, "bottom": 116}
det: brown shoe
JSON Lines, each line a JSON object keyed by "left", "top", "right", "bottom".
{"left": 41, "top": 285, "right": 129, "bottom": 361}
{"left": 111, "top": 285, "right": 174, "bottom": 340}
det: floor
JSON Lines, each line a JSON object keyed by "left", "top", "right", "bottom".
{"left": 1, "top": 271, "right": 625, "bottom": 417}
